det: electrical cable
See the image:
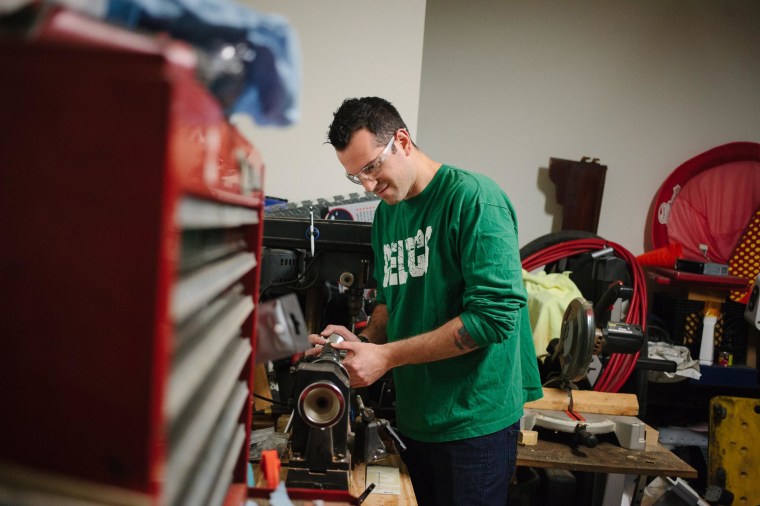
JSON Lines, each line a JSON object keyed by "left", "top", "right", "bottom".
{"left": 522, "top": 238, "right": 647, "bottom": 393}
{"left": 259, "top": 252, "right": 323, "bottom": 301}
{"left": 254, "top": 393, "right": 289, "bottom": 406}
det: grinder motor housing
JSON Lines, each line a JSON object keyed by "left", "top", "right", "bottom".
{"left": 287, "top": 343, "right": 351, "bottom": 490}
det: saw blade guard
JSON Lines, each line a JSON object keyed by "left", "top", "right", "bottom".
{"left": 555, "top": 298, "right": 597, "bottom": 383}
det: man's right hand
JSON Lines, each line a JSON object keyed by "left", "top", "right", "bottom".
{"left": 305, "top": 324, "right": 362, "bottom": 357}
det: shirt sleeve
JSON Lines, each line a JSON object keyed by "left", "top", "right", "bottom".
{"left": 458, "top": 198, "right": 528, "bottom": 347}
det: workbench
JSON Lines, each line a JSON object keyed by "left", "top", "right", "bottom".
{"left": 517, "top": 427, "right": 696, "bottom": 478}
{"left": 519, "top": 389, "right": 697, "bottom": 505}
{"left": 241, "top": 432, "right": 694, "bottom": 505}
{"left": 517, "top": 429, "right": 697, "bottom": 506}
{"left": 347, "top": 455, "right": 417, "bottom": 506}
{"left": 240, "top": 453, "right": 416, "bottom": 505}
{"left": 238, "top": 388, "right": 696, "bottom": 505}
{"left": 239, "top": 435, "right": 694, "bottom": 506}
{"left": 521, "top": 389, "right": 694, "bottom": 477}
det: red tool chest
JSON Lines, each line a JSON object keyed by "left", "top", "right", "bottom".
{"left": 0, "top": 10, "right": 264, "bottom": 505}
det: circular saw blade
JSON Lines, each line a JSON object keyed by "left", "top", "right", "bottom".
{"left": 558, "top": 297, "right": 596, "bottom": 383}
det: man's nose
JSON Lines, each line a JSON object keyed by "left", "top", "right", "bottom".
{"left": 361, "top": 177, "right": 377, "bottom": 192}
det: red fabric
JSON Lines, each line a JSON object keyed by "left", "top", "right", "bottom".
{"left": 651, "top": 142, "right": 760, "bottom": 250}
{"left": 667, "top": 160, "right": 760, "bottom": 264}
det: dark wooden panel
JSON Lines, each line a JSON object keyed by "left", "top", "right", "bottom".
{"left": 549, "top": 157, "right": 607, "bottom": 234}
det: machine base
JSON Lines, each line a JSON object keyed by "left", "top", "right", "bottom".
{"left": 522, "top": 409, "right": 647, "bottom": 450}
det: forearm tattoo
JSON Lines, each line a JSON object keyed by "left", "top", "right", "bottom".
{"left": 454, "top": 326, "right": 479, "bottom": 351}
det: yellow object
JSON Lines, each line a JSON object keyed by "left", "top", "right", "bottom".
{"left": 519, "top": 430, "right": 538, "bottom": 446}
{"left": 728, "top": 207, "right": 760, "bottom": 302}
{"left": 709, "top": 396, "right": 760, "bottom": 504}
{"left": 703, "top": 301, "right": 721, "bottom": 319}
{"left": 522, "top": 269, "right": 584, "bottom": 355}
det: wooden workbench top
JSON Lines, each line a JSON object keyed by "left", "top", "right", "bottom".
{"left": 249, "top": 454, "right": 416, "bottom": 505}
{"left": 517, "top": 428, "right": 697, "bottom": 478}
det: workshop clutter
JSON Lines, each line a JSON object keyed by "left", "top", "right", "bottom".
{"left": 649, "top": 142, "right": 760, "bottom": 266}
{"left": 636, "top": 243, "right": 683, "bottom": 268}
{"left": 728, "top": 207, "right": 760, "bottom": 304}
{"left": 651, "top": 293, "right": 749, "bottom": 367}
{"left": 521, "top": 234, "right": 646, "bottom": 393}
{"left": 647, "top": 341, "right": 701, "bottom": 383}
{"left": 523, "top": 269, "right": 584, "bottom": 355}
{"left": 708, "top": 396, "right": 760, "bottom": 505}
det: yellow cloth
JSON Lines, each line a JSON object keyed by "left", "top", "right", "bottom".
{"left": 522, "top": 269, "right": 584, "bottom": 356}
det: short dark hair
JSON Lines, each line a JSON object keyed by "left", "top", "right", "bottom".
{"left": 327, "top": 97, "right": 409, "bottom": 150}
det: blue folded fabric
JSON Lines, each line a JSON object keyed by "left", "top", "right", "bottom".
{"left": 104, "top": 0, "right": 301, "bottom": 126}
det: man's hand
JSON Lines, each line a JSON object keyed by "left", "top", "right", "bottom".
{"left": 330, "top": 340, "right": 390, "bottom": 388}
{"left": 305, "top": 324, "right": 361, "bottom": 357}
{"left": 305, "top": 324, "right": 391, "bottom": 387}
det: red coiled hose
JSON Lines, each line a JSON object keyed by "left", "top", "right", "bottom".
{"left": 522, "top": 238, "right": 647, "bottom": 393}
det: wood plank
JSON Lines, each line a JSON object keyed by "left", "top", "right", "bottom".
{"left": 517, "top": 432, "right": 697, "bottom": 478}
{"left": 524, "top": 388, "right": 639, "bottom": 416}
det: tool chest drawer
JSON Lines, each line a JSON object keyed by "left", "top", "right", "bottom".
{"left": 0, "top": 14, "right": 265, "bottom": 505}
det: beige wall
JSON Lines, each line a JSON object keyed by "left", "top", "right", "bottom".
{"left": 239, "top": 0, "right": 760, "bottom": 255}
{"left": 419, "top": 0, "right": 760, "bottom": 253}
{"left": 236, "top": 0, "right": 427, "bottom": 204}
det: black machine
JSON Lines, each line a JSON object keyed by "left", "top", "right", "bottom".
{"left": 261, "top": 216, "right": 375, "bottom": 333}
{"left": 286, "top": 334, "right": 404, "bottom": 490}
{"left": 260, "top": 213, "right": 395, "bottom": 412}
{"left": 286, "top": 337, "right": 352, "bottom": 490}
{"left": 261, "top": 210, "right": 403, "bottom": 490}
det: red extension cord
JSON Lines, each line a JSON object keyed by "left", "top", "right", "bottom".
{"left": 522, "top": 239, "right": 647, "bottom": 393}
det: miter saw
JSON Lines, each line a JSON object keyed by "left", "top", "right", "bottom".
{"left": 522, "top": 296, "right": 649, "bottom": 450}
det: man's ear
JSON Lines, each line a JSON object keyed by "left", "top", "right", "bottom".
{"left": 397, "top": 128, "right": 413, "bottom": 155}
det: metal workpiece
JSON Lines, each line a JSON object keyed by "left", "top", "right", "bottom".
{"left": 324, "top": 333, "right": 346, "bottom": 346}
{"left": 297, "top": 381, "right": 346, "bottom": 428}
{"left": 314, "top": 336, "right": 349, "bottom": 369}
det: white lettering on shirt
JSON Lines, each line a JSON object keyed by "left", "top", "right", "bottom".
{"left": 383, "top": 226, "right": 432, "bottom": 287}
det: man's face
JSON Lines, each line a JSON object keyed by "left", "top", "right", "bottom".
{"left": 338, "top": 128, "right": 414, "bottom": 205}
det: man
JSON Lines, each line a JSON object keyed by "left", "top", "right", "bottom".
{"left": 309, "top": 97, "right": 542, "bottom": 505}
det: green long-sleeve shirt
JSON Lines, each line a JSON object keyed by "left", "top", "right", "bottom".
{"left": 372, "top": 165, "right": 542, "bottom": 442}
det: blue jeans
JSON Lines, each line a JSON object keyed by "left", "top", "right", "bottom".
{"left": 399, "top": 421, "right": 520, "bottom": 506}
